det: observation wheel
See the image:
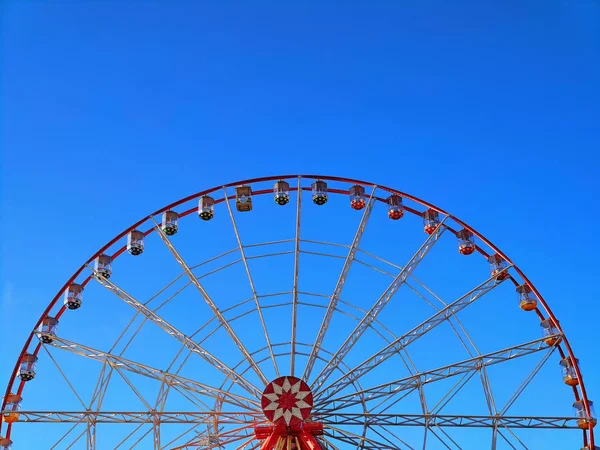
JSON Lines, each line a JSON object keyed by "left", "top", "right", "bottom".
{"left": 1, "top": 175, "right": 596, "bottom": 450}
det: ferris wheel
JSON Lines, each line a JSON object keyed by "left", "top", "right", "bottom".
{"left": 1, "top": 175, "right": 596, "bottom": 450}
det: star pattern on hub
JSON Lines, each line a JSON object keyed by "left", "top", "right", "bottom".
{"left": 261, "top": 376, "right": 313, "bottom": 427}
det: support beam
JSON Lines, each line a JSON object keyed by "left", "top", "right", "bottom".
{"left": 47, "top": 335, "right": 260, "bottom": 410}
{"left": 152, "top": 218, "right": 270, "bottom": 386}
{"left": 6, "top": 410, "right": 580, "bottom": 429}
{"left": 315, "top": 269, "right": 509, "bottom": 402}
{"left": 318, "top": 413, "right": 581, "bottom": 429}
{"left": 315, "top": 336, "right": 558, "bottom": 411}
{"left": 311, "top": 220, "right": 447, "bottom": 392}
{"left": 303, "top": 187, "right": 377, "bottom": 381}
{"left": 291, "top": 177, "right": 302, "bottom": 377}
{"left": 90, "top": 266, "right": 262, "bottom": 398}
{"left": 9, "top": 411, "right": 262, "bottom": 424}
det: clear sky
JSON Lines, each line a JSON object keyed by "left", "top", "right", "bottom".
{"left": 1, "top": 1, "right": 599, "bottom": 449}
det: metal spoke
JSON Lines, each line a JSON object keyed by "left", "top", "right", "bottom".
{"left": 499, "top": 346, "right": 556, "bottom": 415}
{"left": 406, "top": 275, "right": 500, "bottom": 425}
{"left": 49, "top": 416, "right": 87, "bottom": 450}
{"left": 113, "top": 366, "right": 154, "bottom": 411}
{"left": 8, "top": 411, "right": 262, "bottom": 424}
{"left": 46, "top": 334, "right": 260, "bottom": 410}
{"left": 324, "top": 425, "right": 399, "bottom": 450}
{"left": 113, "top": 421, "right": 147, "bottom": 449}
{"left": 430, "top": 371, "right": 477, "bottom": 415}
{"left": 311, "top": 219, "right": 447, "bottom": 392}
{"left": 41, "top": 345, "right": 88, "bottom": 410}
{"left": 170, "top": 423, "right": 254, "bottom": 449}
{"left": 123, "top": 425, "right": 152, "bottom": 449}
{"left": 160, "top": 423, "right": 205, "bottom": 449}
{"left": 64, "top": 427, "right": 87, "bottom": 450}
{"left": 86, "top": 416, "right": 96, "bottom": 450}
{"left": 497, "top": 425, "right": 529, "bottom": 449}
{"left": 315, "top": 336, "right": 558, "bottom": 411}
{"left": 222, "top": 187, "right": 280, "bottom": 378}
{"left": 369, "top": 423, "right": 416, "bottom": 450}
{"left": 427, "top": 426, "right": 454, "bottom": 450}
{"left": 303, "top": 186, "right": 377, "bottom": 381}
{"left": 89, "top": 264, "right": 262, "bottom": 398}
{"left": 317, "top": 413, "right": 580, "bottom": 429}
{"left": 151, "top": 217, "right": 270, "bottom": 386}
{"left": 88, "top": 248, "right": 242, "bottom": 426}
{"left": 315, "top": 267, "right": 505, "bottom": 402}
{"left": 291, "top": 177, "right": 302, "bottom": 377}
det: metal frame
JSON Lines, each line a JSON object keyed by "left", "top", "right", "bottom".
{"left": 290, "top": 178, "right": 302, "bottom": 377}
{"left": 310, "top": 218, "right": 447, "bottom": 393}
{"left": 303, "top": 186, "right": 378, "bottom": 381}
{"left": 89, "top": 264, "right": 263, "bottom": 398}
{"left": 6, "top": 410, "right": 581, "bottom": 429}
{"left": 313, "top": 267, "right": 510, "bottom": 402}
{"left": 315, "top": 336, "right": 559, "bottom": 412}
{"left": 2, "top": 175, "right": 593, "bottom": 449}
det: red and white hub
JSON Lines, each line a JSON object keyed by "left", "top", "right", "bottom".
{"left": 255, "top": 376, "right": 323, "bottom": 450}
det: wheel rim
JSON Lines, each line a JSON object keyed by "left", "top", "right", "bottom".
{"left": 1, "top": 175, "right": 594, "bottom": 449}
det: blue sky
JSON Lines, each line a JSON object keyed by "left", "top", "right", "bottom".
{"left": 1, "top": 1, "right": 599, "bottom": 448}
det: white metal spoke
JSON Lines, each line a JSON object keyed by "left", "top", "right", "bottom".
{"left": 86, "top": 416, "right": 96, "bottom": 450}
{"left": 127, "top": 427, "right": 153, "bottom": 449}
{"left": 496, "top": 429, "right": 521, "bottom": 450}
{"left": 315, "top": 268, "right": 506, "bottom": 402}
{"left": 497, "top": 424, "right": 529, "bottom": 449}
{"left": 303, "top": 186, "right": 377, "bottom": 381}
{"left": 324, "top": 425, "right": 399, "bottom": 450}
{"left": 291, "top": 177, "right": 302, "bottom": 377}
{"left": 171, "top": 423, "right": 254, "bottom": 449}
{"left": 46, "top": 334, "right": 260, "bottom": 410}
{"left": 315, "top": 336, "right": 558, "bottom": 411}
{"left": 499, "top": 346, "right": 556, "bottom": 415}
{"left": 222, "top": 187, "right": 280, "bottom": 378}
{"left": 8, "top": 411, "right": 262, "bottom": 424}
{"left": 316, "top": 413, "right": 581, "bottom": 429}
{"left": 431, "top": 371, "right": 477, "bottom": 415}
{"left": 113, "top": 366, "right": 154, "bottom": 411}
{"left": 49, "top": 416, "right": 87, "bottom": 450}
{"left": 41, "top": 345, "right": 88, "bottom": 410}
{"left": 89, "top": 265, "right": 262, "bottom": 398}
{"left": 406, "top": 275, "right": 500, "bottom": 424}
{"left": 151, "top": 218, "right": 270, "bottom": 386}
{"left": 64, "top": 427, "right": 87, "bottom": 450}
{"left": 369, "top": 423, "right": 416, "bottom": 450}
{"left": 113, "top": 420, "right": 147, "bottom": 449}
{"left": 160, "top": 422, "right": 205, "bottom": 449}
{"left": 311, "top": 219, "right": 447, "bottom": 392}
{"left": 153, "top": 412, "right": 160, "bottom": 450}
{"left": 427, "top": 426, "right": 454, "bottom": 450}
{"left": 436, "top": 425, "right": 464, "bottom": 450}
{"left": 317, "top": 436, "right": 340, "bottom": 450}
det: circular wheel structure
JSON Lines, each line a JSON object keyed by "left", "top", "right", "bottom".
{"left": 1, "top": 175, "right": 596, "bottom": 450}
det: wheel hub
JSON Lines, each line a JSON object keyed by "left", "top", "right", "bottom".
{"left": 256, "top": 376, "right": 322, "bottom": 450}
{"left": 261, "top": 376, "right": 313, "bottom": 428}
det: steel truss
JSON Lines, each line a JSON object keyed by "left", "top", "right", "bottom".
{"left": 89, "top": 265, "right": 263, "bottom": 398}
{"left": 316, "top": 335, "right": 559, "bottom": 410}
{"left": 311, "top": 219, "right": 448, "bottom": 392}
{"left": 314, "top": 268, "right": 510, "bottom": 402}
{"left": 46, "top": 335, "right": 260, "bottom": 410}
{"left": 319, "top": 413, "right": 581, "bottom": 429}
{"left": 7, "top": 411, "right": 579, "bottom": 429}
{"left": 151, "top": 216, "right": 270, "bottom": 386}
{"left": 304, "top": 187, "right": 378, "bottom": 381}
